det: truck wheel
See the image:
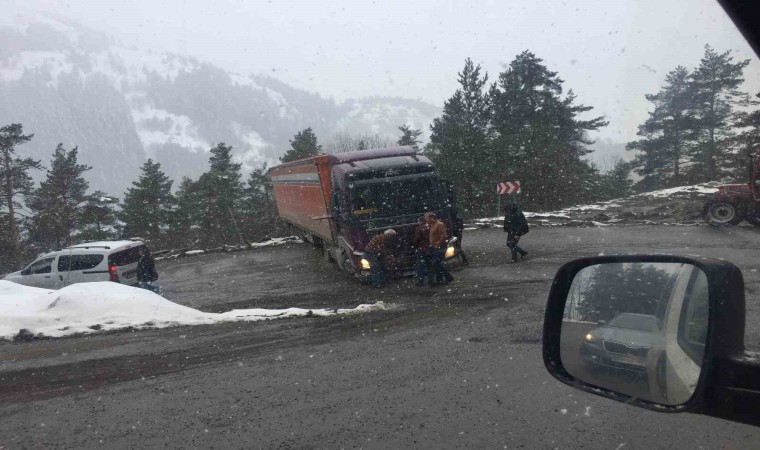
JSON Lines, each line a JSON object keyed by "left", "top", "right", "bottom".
{"left": 704, "top": 200, "right": 742, "bottom": 227}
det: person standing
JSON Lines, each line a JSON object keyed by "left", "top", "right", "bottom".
{"left": 364, "top": 229, "right": 397, "bottom": 288}
{"left": 451, "top": 208, "right": 469, "bottom": 265}
{"left": 503, "top": 202, "right": 529, "bottom": 263}
{"left": 411, "top": 216, "right": 431, "bottom": 286}
{"left": 426, "top": 212, "right": 454, "bottom": 285}
{"left": 136, "top": 247, "right": 161, "bottom": 293}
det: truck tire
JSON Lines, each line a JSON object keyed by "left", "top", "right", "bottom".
{"left": 704, "top": 200, "right": 742, "bottom": 227}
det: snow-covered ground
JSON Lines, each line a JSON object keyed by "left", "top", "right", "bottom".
{"left": 472, "top": 182, "right": 720, "bottom": 228}
{"left": 0, "top": 281, "right": 387, "bottom": 340}
{"left": 155, "top": 236, "right": 304, "bottom": 260}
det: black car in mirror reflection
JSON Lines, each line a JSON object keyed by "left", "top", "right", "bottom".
{"left": 581, "top": 313, "right": 661, "bottom": 373}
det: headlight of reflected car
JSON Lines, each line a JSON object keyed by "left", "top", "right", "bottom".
{"left": 585, "top": 333, "right": 598, "bottom": 342}
{"left": 445, "top": 246, "right": 456, "bottom": 259}
{"left": 360, "top": 258, "right": 371, "bottom": 270}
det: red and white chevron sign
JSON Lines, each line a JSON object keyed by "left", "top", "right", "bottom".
{"left": 496, "top": 180, "right": 521, "bottom": 195}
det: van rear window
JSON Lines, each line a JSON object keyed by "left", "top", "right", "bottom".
{"left": 108, "top": 246, "right": 145, "bottom": 267}
{"left": 58, "top": 255, "right": 105, "bottom": 272}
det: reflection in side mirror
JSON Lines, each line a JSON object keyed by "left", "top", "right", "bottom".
{"left": 560, "top": 262, "right": 708, "bottom": 406}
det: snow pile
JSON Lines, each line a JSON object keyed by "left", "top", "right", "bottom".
{"left": 635, "top": 182, "right": 719, "bottom": 198}
{"left": 0, "top": 281, "right": 387, "bottom": 340}
{"left": 250, "top": 236, "right": 305, "bottom": 248}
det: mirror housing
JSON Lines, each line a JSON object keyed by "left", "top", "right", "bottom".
{"left": 543, "top": 255, "right": 760, "bottom": 426}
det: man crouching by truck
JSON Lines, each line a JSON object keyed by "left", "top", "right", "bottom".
{"left": 364, "top": 229, "right": 397, "bottom": 288}
{"left": 426, "top": 212, "right": 454, "bottom": 286}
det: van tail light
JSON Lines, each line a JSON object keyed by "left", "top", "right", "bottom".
{"left": 109, "top": 265, "right": 120, "bottom": 282}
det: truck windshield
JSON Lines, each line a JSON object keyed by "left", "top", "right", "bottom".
{"left": 349, "top": 177, "right": 444, "bottom": 218}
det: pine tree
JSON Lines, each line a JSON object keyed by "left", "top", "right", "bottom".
{"left": 489, "top": 51, "right": 607, "bottom": 209}
{"left": 280, "top": 128, "right": 322, "bottom": 163}
{"left": 171, "top": 177, "right": 203, "bottom": 247}
{"left": 79, "top": 191, "right": 119, "bottom": 242}
{"left": 627, "top": 66, "right": 697, "bottom": 190}
{"left": 690, "top": 45, "right": 750, "bottom": 181}
{"left": 730, "top": 92, "right": 760, "bottom": 180}
{"left": 198, "top": 143, "right": 245, "bottom": 246}
{"left": 598, "top": 159, "right": 633, "bottom": 200}
{"left": 27, "top": 144, "right": 91, "bottom": 251}
{"left": 0, "top": 123, "right": 41, "bottom": 269}
{"left": 397, "top": 125, "right": 423, "bottom": 150}
{"left": 428, "top": 58, "right": 492, "bottom": 216}
{"left": 240, "top": 164, "right": 277, "bottom": 240}
{"left": 119, "top": 159, "right": 174, "bottom": 244}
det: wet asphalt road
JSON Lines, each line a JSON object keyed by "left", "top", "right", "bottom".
{"left": 1, "top": 225, "right": 760, "bottom": 449}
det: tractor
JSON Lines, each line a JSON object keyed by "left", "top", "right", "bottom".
{"left": 703, "top": 148, "right": 760, "bottom": 227}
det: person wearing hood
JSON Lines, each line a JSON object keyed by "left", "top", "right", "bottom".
{"left": 364, "top": 229, "right": 397, "bottom": 288}
{"left": 503, "top": 202, "right": 529, "bottom": 263}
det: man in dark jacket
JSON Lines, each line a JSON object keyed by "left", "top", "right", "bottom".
{"left": 411, "top": 216, "right": 431, "bottom": 286}
{"left": 137, "top": 247, "right": 161, "bottom": 293}
{"left": 504, "top": 203, "right": 529, "bottom": 263}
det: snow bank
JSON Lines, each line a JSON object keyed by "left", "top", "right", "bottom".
{"left": 637, "top": 183, "right": 719, "bottom": 198}
{"left": 250, "top": 236, "right": 304, "bottom": 248}
{"left": 0, "top": 281, "right": 387, "bottom": 340}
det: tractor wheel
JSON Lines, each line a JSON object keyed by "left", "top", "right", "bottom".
{"left": 704, "top": 200, "right": 742, "bottom": 227}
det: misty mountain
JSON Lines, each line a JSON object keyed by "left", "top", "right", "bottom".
{"left": 587, "top": 138, "right": 630, "bottom": 172}
{"left": 0, "top": 12, "right": 440, "bottom": 194}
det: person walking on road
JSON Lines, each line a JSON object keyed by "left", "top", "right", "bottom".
{"left": 451, "top": 208, "right": 469, "bottom": 266}
{"left": 364, "top": 229, "right": 397, "bottom": 288}
{"left": 411, "top": 216, "right": 431, "bottom": 286}
{"left": 137, "top": 247, "right": 161, "bottom": 294}
{"left": 504, "top": 202, "right": 529, "bottom": 263}
{"left": 426, "top": 212, "right": 454, "bottom": 286}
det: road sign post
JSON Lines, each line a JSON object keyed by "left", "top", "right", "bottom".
{"left": 496, "top": 180, "right": 521, "bottom": 216}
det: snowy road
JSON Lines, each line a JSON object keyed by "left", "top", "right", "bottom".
{"left": 1, "top": 225, "right": 759, "bottom": 448}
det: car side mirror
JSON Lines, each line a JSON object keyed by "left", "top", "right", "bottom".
{"left": 543, "top": 255, "right": 760, "bottom": 427}
{"left": 20, "top": 268, "right": 31, "bottom": 275}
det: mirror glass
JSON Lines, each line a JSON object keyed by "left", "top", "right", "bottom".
{"left": 560, "top": 262, "right": 709, "bottom": 406}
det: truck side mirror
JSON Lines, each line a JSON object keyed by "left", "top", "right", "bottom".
{"left": 543, "top": 255, "right": 760, "bottom": 427}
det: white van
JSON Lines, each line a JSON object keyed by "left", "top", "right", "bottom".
{"left": 3, "top": 240, "right": 148, "bottom": 289}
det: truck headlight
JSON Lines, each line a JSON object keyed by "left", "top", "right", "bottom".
{"left": 445, "top": 246, "right": 456, "bottom": 259}
{"left": 360, "top": 258, "right": 371, "bottom": 270}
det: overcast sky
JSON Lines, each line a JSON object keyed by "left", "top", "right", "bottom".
{"left": 11, "top": 0, "right": 760, "bottom": 142}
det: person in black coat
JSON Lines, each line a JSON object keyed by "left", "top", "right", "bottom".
{"left": 137, "top": 247, "right": 161, "bottom": 293}
{"left": 503, "top": 202, "right": 529, "bottom": 263}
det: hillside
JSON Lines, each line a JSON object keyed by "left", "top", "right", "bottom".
{"left": 0, "top": 11, "right": 440, "bottom": 193}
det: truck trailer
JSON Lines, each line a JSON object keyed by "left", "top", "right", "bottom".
{"left": 268, "top": 146, "right": 457, "bottom": 279}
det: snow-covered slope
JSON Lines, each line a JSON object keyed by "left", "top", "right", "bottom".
{"left": 473, "top": 183, "right": 721, "bottom": 228}
{"left": 0, "top": 11, "right": 440, "bottom": 194}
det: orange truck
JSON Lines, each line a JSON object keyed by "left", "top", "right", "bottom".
{"left": 268, "top": 146, "right": 458, "bottom": 280}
